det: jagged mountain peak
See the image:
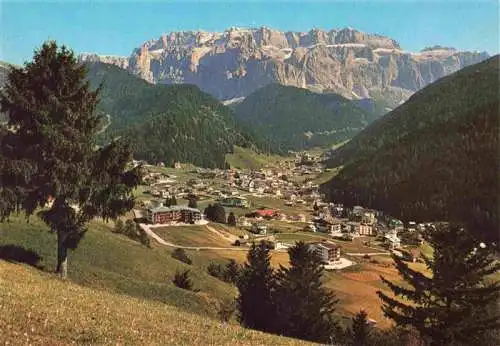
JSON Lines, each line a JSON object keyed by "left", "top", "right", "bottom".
{"left": 79, "top": 26, "right": 488, "bottom": 103}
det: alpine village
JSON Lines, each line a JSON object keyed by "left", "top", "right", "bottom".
{"left": 0, "top": 3, "right": 499, "bottom": 346}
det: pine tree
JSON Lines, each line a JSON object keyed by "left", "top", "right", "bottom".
{"left": 237, "top": 241, "right": 276, "bottom": 333}
{"left": 227, "top": 212, "right": 237, "bottom": 226}
{"left": 0, "top": 41, "right": 141, "bottom": 278}
{"left": 170, "top": 195, "right": 177, "bottom": 206}
{"left": 224, "top": 259, "right": 241, "bottom": 284}
{"left": 350, "top": 309, "right": 371, "bottom": 346}
{"left": 172, "top": 269, "right": 194, "bottom": 291}
{"left": 378, "top": 223, "right": 500, "bottom": 346}
{"left": 274, "top": 241, "right": 340, "bottom": 343}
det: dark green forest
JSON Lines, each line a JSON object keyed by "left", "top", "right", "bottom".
{"left": 86, "top": 62, "right": 262, "bottom": 168}
{"left": 234, "top": 84, "right": 376, "bottom": 153}
{"left": 321, "top": 56, "right": 500, "bottom": 242}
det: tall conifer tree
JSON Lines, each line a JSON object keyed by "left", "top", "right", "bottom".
{"left": 236, "top": 241, "right": 276, "bottom": 332}
{"left": 274, "top": 241, "right": 340, "bottom": 343}
{"left": 0, "top": 41, "right": 141, "bottom": 278}
{"left": 378, "top": 223, "right": 500, "bottom": 346}
{"left": 349, "top": 309, "right": 372, "bottom": 346}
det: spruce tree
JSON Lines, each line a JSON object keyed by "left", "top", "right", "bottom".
{"left": 350, "top": 309, "right": 371, "bottom": 346}
{"left": 237, "top": 241, "right": 276, "bottom": 333}
{"left": 274, "top": 241, "right": 340, "bottom": 343}
{"left": 378, "top": 223, "right": 500, "bottom": 346}
{"left": 0, "top": 41, "right": 141, "bottom": 278}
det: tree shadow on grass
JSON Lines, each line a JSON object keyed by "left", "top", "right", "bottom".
{"left": 0, "top": 244, "right": 44, "bottom": 270}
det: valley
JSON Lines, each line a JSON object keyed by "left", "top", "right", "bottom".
{"left": 1, "top": 6, "right": 499, "bottom": 344}
{"left": 1, "top": 147, "right": 432, "bottom": 336}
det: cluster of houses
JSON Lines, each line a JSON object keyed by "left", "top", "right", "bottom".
{"left": 305, "top": 203, "right": 428, "bottom": 251}
{"left": 305, "top": 204, "right": 378, "bottom": 238}
{"left": 134, "top": 155, "right": 428, "bottom": 256}
{"left": 218, "top": 168, "right": 322, "bottom": 204}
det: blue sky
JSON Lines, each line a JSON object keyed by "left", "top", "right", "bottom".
{"left": 1, "top": 0, "right": 498, "bottom": 64}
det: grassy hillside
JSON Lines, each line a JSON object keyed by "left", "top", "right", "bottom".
{"left": 85, "top": 62, "right": 262, "bottom": 168}
{"left": 321, "top": 56, "right": 500, "bottom": 242}
{"left": 0, "top": 212, "right": 426, "bottom": 331}
{"left": 234, "top": 84, "right": 376, "bottom": 153}
{"left": 0, "top": 214, "right": 236, "bottom": 317}
{"left": 225, "top": 145, "right": 287, "bottom": 169}
{"left": 0, "top": 261, "right": 307, "bottom": 345}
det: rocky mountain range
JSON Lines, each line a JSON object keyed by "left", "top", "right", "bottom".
{"left": 79, "top": 27, "right": 489, "bottom": 105}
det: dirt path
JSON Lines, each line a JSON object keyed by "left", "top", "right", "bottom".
{"left": 205, "top": 225, "right": 239, "bottom": 244}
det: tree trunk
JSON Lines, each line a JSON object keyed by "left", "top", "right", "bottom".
{"left": 56, "top": 231, "right": 68, "bottom": 279}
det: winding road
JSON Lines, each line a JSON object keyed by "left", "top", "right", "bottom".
{"left": 139, "top": 223, "right": 391, "bottom": 256}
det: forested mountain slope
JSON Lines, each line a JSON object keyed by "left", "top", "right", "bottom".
{"left": 234, "top": 84, "right": 376, "bottom": 152}
{"left": 320, "top": 56, "right": 500, "bottom": 242}
{"left": 86, "top": 62, "right": 260, "bottom": 168}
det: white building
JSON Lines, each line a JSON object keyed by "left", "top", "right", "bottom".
{"left": 385, "top": 234, "right": 401, "bottom": 249}
{"left": 310, "top": 242, "right": 341, "bottom": 263}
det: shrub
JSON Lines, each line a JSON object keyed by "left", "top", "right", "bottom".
{"left": 207, "top": 262, "right": 225, "bottom": 279}
{"left": 172, "top": 269, "right": 195, "bottom": 291}
{"left": 124, "top": 220, "right": 137, "bottom": 238}
{"left": 172, "top": 248, "right": 192, "bottom": 265}
{"left": 114, "top": 219, "right": 124, "bottom": 234}
{"left": 218, "top": 299, "right": 236, "bottom": 323}
{"left": 224, "top": 259, "right": 241, "bottom": 284}
{"left": 138, "top": 228, "right": 151, "bottom": 248}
